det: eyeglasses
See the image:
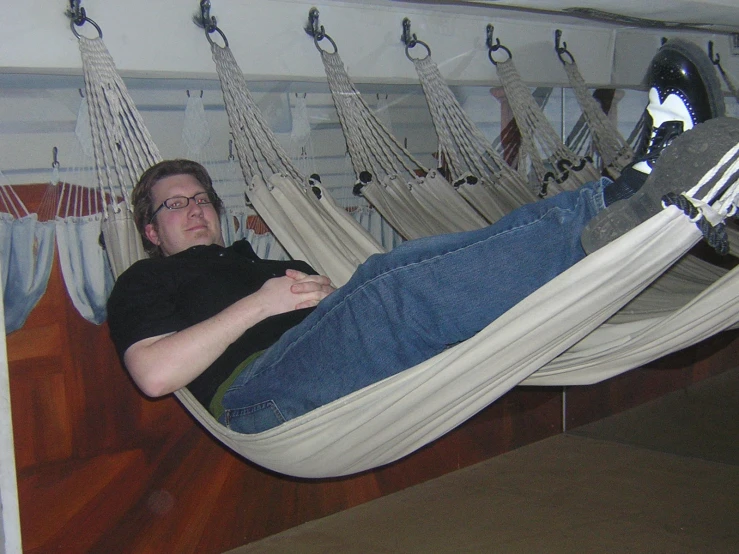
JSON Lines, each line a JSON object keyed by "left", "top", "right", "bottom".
{"left": 149, "top": 191, "right": 215, "bottom": 223}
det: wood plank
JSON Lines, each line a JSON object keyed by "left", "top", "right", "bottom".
{"left": 18, "top": 450, "right": 146, "bottom": 552}
{"left": 6, "top": 324, "right": 63, "bottom": 363}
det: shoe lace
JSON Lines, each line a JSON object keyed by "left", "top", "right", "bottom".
{"left": 643, "top": 121, "right": 684, "bottom": 167}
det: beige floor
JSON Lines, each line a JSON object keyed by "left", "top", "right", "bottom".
{"left": 228, "top": 369, "right": 739, "bottom": 553}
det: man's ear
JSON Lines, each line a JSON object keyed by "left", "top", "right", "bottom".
{"left": 144, "top": 223, "right": 160, "bottom": 246}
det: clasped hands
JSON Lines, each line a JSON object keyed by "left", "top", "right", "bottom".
{"left": 259, "top": 268, "right": 336, "bottom": 315}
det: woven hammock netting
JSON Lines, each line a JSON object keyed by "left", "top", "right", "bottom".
{"left": 77, "top": 36, "right": 161, "bottom": 277}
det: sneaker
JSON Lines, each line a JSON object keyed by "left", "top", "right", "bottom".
{"left": 632, "top": 38, "right": 725, "bottom": 176}
{"left": 582, "top": 117, "right": 739, "bottom": 255}
{"left": 581, "top": 39, "right": 726, "bottom": 253}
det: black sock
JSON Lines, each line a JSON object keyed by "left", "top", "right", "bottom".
{"left": 603, "top": 165, "right": 649, "bottom": 206}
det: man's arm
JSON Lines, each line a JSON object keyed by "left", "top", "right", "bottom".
{"left": 123, "top": 269, "right": 335, "bottom": 397}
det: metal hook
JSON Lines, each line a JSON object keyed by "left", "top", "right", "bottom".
{"left": 486, "top": 24, "right": 512, "bottom": 66}
{"left": 52, "top": 146, "right": 60, "bottom": 169}
{"left": 708, "top": 41, "right": 721, "bottom": 66}
{"left": 554, "top": 30, "right": 575, "bottom": 65}
{"left": 305, "top": 7, "right": 338, "bottom": 54}
{"left": 401, "top": 18, "right": 416, "bottom": 48}
{"left": 305, "top": 7, "right": 324, "bottom": 41}
{"left": 402, "top": 18, "right": 431, "bottom": 61}
{"left": 67, "top": 0, "right": 85, "bottom": 26}
{"left": 193, "top": 0, "right": 229, "bottom": 48}
{"left": 66, "top": 0, "right": 103, "bottom": 39}
{"left": 228, "top": 139, "right": 234, "bottom": 161}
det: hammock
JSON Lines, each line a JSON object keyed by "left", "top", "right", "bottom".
{"left": 54, "top": 181, "right": 115, "bottom": 325}
{"left": 487, "top": 29, "right": 601, "bottom": 197}
{"left": 71, "top": 9, "right": 739, "bottom": 479}
{"left": 177, "top": 189, "right": 739, "bottom": 477}
{"left": 311, "top": 21, "right": 488, "bottom": 240}
{"left": 209, "top": 42, "right": 383, "bottom": 287}
{"left": 50, "top": 98, "right": 118, "bottom": 325}
{"left": 0, "top": 181, "right": 55, "bottom": 333}
{"left": 76, "top": 34, "right": 160, "bottom": 278}
{"left": 555, "top": 31, "right": 635, "bottom": 178}
{"left": 403, "top": 24, "right": 537, "bottom": 223}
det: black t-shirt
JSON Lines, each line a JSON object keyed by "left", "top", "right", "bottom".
{"left": 107, "top": 240, "right": 316, "bottom": 407}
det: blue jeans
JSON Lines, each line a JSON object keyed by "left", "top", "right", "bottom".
{"left": 220, "top": 178, "right": 609, "bottom": 433}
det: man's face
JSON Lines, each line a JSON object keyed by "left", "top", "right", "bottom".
{"left": 144, "top": 174, "right": 225, "bottom": 257}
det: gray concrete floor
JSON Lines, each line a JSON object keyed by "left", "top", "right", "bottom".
{"left": 228, "top": 368, "right": 739, "bottom": 553}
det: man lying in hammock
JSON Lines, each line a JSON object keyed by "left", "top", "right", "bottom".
{"left": 108, "top": 39, "right": 735, "bottom": 434}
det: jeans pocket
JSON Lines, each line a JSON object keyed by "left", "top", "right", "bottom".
{"left": 223, "top": 400, "right": 286, "bottom": 434}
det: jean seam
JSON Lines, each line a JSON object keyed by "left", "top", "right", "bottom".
{"left": 225, "top": 400, "right": 286, "bottom": 426}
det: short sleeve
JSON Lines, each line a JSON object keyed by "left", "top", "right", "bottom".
{"left": 106, "top": 260, "right": 187, "bottom": 360}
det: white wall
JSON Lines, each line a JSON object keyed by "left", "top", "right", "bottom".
{"left": 0, "top": 276, "right": 22, "bottom": 553}
{"left": 2, "top": 0, "right": 737, "bottom": 87}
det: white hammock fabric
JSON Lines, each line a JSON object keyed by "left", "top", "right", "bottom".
{"left": 50, "top": 96, "right": 119, "bottom": 324}
{"left": 411, "top": 54, "right": 537, "bottom": 222}
{"left": 178, "top": 53, "right": 739, "bottom": 476}
{"left": 177, "top": 197, "right": 738, "bottom": 477}
{"left": 77, "top": 36, "right": 161, "bottom": 278}
{"left": 318, "top": 46, "right": 488, "bottom": 239}
{"left": 494, "top": 57, "right": 601, "bottom": 196}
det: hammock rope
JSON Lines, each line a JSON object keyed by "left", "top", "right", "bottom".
{"left": 77, "top": 35, "right": 160, "bottom": 277}
{"left": 208, "top": 38, "right": 384, "bottom": 287}
{"left": 490, "top": 39, "right": 601, "bottom": 196}
{"left": 409, "top": 52, "right": 538, "bottom": 223}
{"left": 314, "top": 32, "right": 489, "bottom": 239}
{"left": 556, "top": 31, "right": 635, "bottom": 178}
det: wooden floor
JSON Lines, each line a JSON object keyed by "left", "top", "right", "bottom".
{"left": 7, "top": 184, "right": 739, "bottom": 553}
{"left": 230, "top": 369, "right": 739, "bottom": 553}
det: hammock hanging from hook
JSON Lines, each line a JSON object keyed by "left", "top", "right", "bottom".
{"left": 198, "top": 8, "right": 384, "bottom": 287}
{"left": 554, "top": 30, "right": 635, "bottom": 179}
{"left": 308, "top": 9, "right": 488, "bottom": 240}
{"left": 402, "top": 18, "right": 537, "bottom": 224}
{"left": 68, "top": 6, "right": 159, "bottom": 278}
{"left": 486, "top": 25, "right": 601, "bottom": 197}
{"left": 0, "top": 175, "right": 56, "bottom": 334}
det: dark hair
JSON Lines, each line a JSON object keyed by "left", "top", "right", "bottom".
{"left": 132, "top": 159, "right": 224, "bottom": 257}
